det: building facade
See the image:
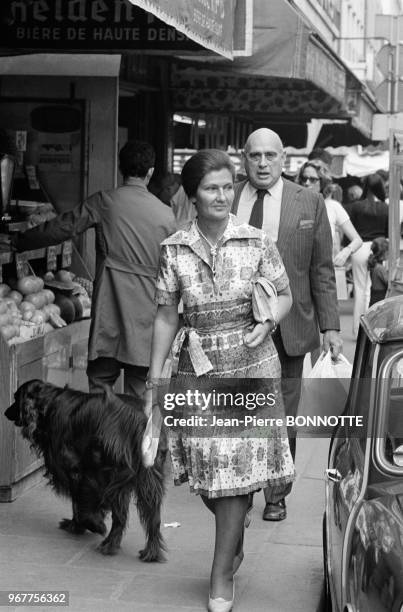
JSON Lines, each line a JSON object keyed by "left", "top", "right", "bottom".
{"left": 291, "top": 0, "right": 384, "bottom": 83}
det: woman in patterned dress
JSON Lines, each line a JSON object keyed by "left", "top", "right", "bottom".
{"left": 145, "top": 150, "right": 294, "bottom": 611}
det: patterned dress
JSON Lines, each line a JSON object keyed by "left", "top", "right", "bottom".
{"left": 156, "top": 214, "right": 295, "bottom": 498}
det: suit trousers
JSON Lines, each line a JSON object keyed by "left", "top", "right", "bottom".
{"left": 263, "top": 330, "right": 305, "bottom": 504}
{"left": 87, "top": 357, "right": 148, "bottom": 397}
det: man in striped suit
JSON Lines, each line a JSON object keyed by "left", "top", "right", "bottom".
{"left": 232, "top": 128, "right": 342, "bottom": 521}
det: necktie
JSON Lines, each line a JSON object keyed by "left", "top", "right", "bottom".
{"left": 248, "top": 189, "right": 267, "bottom": 229}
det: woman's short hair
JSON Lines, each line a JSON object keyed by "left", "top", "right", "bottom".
{"left": 298, "top": 159, "right": 333, "bottom": 193}
{"left": 362, "top": 173, "right": 386, "bottom": 202}
{"left": 181, "top": 149, "right": 236, "bottom": 198}
{"left": 119, "top": 140, "right": 155, "bottom": 179}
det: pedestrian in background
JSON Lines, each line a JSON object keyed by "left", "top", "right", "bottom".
{"left": 146, "top": 149, "right": 294, "bottom": 611}
{"left": 232, "top": 128, "right": 342, "bottom": 522}
{"left": 149, "top": 172, "right": 182, "bottom": 206}
{"left": 169, "top": 183, "right": 197, "bottom": 227}
{"left": 368, "top": 237, "right": 389, "bottom": 306}
{"left": 307, "top": 147, "right": 333, "bottom": 167}
{"left": 7, "top": 140, "right": 176, "bottom": 396}
{"left": 324, "top": 182, "right": 343, "bottom": 203}
{"left": 345, "top": 184, "right": 363, "bottom": 206}
{"left": 348, "top": 173, "right": 388, "bottom": 335}
{"left": 297, "top": 160, "right": 362, "bottom": 265}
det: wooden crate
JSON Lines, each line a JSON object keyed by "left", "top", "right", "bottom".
{"left": 0, "top": 319, "right": 90, "bottom": 502}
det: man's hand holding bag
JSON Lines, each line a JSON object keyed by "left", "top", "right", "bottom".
{"left": 297, "top": 351, "right": 353, "bottom": 434}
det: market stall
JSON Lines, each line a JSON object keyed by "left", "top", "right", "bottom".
{"left": 0, "top": 242, "right": 92, "bottom": 502}
{"left": 0, "top": 56, "right": 118, "bottom": 502}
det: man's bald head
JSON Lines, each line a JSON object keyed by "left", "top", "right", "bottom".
{"left": 244, "top": 128, "right": 284, "bottom": 154}
{"left": 243, "top": 128, "right": 286, "bottom": 190}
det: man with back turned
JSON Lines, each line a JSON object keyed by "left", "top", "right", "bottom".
{"left": 7, "top": 140, "right": 176, "bottom": 397}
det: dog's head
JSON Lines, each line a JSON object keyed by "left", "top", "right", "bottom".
{"left": 5, "top": 379, "right": 51, "bottom": 441}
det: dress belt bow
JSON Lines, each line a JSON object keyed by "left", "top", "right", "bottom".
{"left": 171, "top": 327, "right": 214, "bottom": 377}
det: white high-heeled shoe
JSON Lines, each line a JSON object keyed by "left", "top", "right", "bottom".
{"left": 207, "top": 583, "right": 235, "bottom": 612}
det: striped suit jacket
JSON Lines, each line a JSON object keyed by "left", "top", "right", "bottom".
{"left": 232, "top": 179, "right": 340, "bottom": 356}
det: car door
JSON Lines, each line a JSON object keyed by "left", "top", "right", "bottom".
{"left": 325, "top": 330, "right": 378, "bottom": 611}
{"left": 348, "top": 348, "right": 403, "bottom": 611}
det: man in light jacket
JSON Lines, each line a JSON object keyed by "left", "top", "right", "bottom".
{"left": 9, "top": 140, "right": 176, "bottom": 396}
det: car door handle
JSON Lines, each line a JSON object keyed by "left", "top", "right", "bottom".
{"left": 325, "top": 468, "right": 342, "bottom": 483}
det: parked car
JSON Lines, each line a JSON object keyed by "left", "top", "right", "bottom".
{"left": 323, "top": 296, "right": 403, "bottom": 612}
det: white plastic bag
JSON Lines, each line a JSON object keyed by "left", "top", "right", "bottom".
{"left": 141, "top": 358, "right": 171, "bottom": 468}
{"left": 141, "top": 405, "right": 163, "bottom": 469}
{"left": 309, "top": 351, "right": 352, "bottom": 392}
{"left": 298, "top": 351, "right": 353, "bottom": 427}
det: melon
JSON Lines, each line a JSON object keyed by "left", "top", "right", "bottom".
{"left": 54, "top": 294, "right": 75, "bottom": 324}
{"left": 70, "top": 295, "right": 83, "bottom": 320}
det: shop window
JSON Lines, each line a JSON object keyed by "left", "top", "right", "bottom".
{"left": 348, "top": 331, "right": 373, "bottom": 453}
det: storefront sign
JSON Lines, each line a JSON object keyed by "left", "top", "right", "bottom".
{"left": 46, "top": 246, "right": 58, "bottom": 272}
{"left": 15, "top": 252, "right": 30, "bottom": 279}
{"left": 128, "top": 0, "right": 234, "bottom": 58}
{"left": 62, "top": 241, "right": 73, "bottom": 268}
{"left": 0, "top": 0, "right": 233, "bottom": 55}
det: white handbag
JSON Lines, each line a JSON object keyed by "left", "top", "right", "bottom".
{"left": 251, "top": 277, "right": 278, "bottom": 324}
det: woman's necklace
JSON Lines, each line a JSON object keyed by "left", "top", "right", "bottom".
{"left": 196, "top": 222, "right": 226, "bottom": 276}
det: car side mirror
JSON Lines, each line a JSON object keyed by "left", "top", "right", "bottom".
{"left": 392, "top": 444, "right": 403, "bottom": 467}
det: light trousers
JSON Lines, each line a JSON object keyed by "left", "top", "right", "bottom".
{"left": 351, "top": 241, "right": 372, "bottom": 336}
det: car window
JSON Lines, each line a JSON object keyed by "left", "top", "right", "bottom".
{"left": 350, "top": 334, "right": 374, "bottom": 452}
{"left": 377, "top": 352, "right": 403, "bottom": 471}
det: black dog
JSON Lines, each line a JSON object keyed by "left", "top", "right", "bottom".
{"left": 5, "top": 380, "right": 167, "bottom": 561}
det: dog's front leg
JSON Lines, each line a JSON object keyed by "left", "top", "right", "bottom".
{"left": 59, "top": 500, "right": 86, "bottom": 535}
{"left": 97, "top": 491, "right": 130, "bottom": 555}
{"left": 60, "top": 481, "right": 106, "bottom": 536}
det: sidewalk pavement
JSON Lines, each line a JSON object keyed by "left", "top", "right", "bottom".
{"left": 0, "top": 299, "right": 357, "bottom": 612}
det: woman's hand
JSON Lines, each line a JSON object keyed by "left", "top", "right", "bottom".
{"left": 243, "top": 321, "right": 272, "bottom": 348}
{"left": 333, "top": 246, "right": 351, "bottom": 267}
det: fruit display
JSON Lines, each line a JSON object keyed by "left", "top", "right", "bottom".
{"left": 0, "top": 278, "right": 63, "bottom": 344}
{"left": 72, "top": 276, "right": 93, "bottom": 298}
{"left": 0, "top": 269, "right": 91, "bottom": 345}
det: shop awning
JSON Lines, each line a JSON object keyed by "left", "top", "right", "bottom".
{"left": 171, "top": 0, "right": 378, "bottom": 143}
{"left": 227, "top": 0, "right": 346, "bottom": 103}
{"left": 314, "top": 122, "right": 374, "bottom": 148}
{"left": 0, "top": 54, "right": 121, "bottom": 77}
{"left": 127, "top": 0, "right": 236, "bottom": 59}
{"left": 0, "top": 0, "right": 249, "bottom": 60}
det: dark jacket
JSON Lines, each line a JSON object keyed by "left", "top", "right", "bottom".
{"left": 349, "top": 198, "right": 388, "bottom": 241}
{"left": 232, "top": 179, "right": 339, "bottom": 356}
